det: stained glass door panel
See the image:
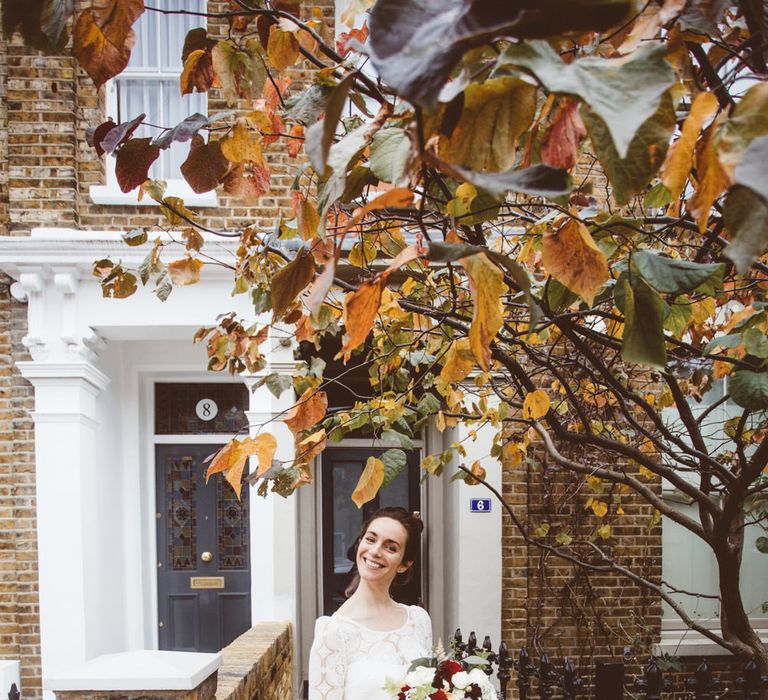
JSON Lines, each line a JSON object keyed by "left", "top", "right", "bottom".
{"left": 156, "top": 445, "right": 251, "bottom": 652}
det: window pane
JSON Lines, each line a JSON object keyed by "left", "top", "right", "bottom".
{"left": 127, "top": 8, "right": 159, "bottom": 70}
{"left": 662, "top": 501, "right": 768, "bottom": 622}
{"left": 162, "top": 0, "right": 207, "bottom": 71}
{"left": 154, "top": 383, "right": 249, "bottom": 434}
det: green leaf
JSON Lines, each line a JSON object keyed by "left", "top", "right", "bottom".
{"left": 440, "top": 77, "right": 536, "bottom": 171}
{"left": 724, "top": 185, "right": 768, "bottom": 274}
{"left": 305, "top": 73, "right": 356, "bottom": 176}
{"left": 317, "top": 125, "right": 370, "bottom": 220}
{"left": 621, "top": 277, "right": 667, "bottom": 369}
{"left": 283, "top": 84, "right": 331, "bottom": 124}
{"left": 718, "top": 83, "right": 768, "bottom": 172}
{"left": 664, "top": 301, "right": 692, "bottom": 338}
{"left": 729, "top": 370, "right": 768, "bottom": 410}
{"left": 644, "top": 182, "right": 672, "bottom": 208}
{"left": 452, "top": 164, "right": 571, "bottom": 199}
{"left": 546, "top": 277, "right": 579, "bottom": 313}
{"left": 122, "top": 227, "right": 148, "bottom": 247}
{"left": 634, "top": 251, "right": 723, "bottom": 294}
{"left": 743, "top": 328, "right": 768, "bottom": 359}
{"left": 381, "top": 448, "right": 407, "bottom": 488}
{"left": 734, "top": 134, "right": 768, "bottom": 203}
{"left": 367, "top": 0, "right": 633, "bottom": 108}
{"left": 756, "top": 536, "right": 768, "bottom": 554}
{"left": 583, "top": 91, "right": 676, "bottom": 205}
{"left": 497, "top": 41, "right": 675, "bottom": 159}
{"left": 381, "top": 429, "right": 414, "bottom": 449}
{"left": 370, "top": 127, "right": 412, "bottom": 184}
{"left": 416, "top": 393, "right": 441, "bottom": 416}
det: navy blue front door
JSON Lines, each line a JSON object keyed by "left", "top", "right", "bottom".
{"left": 155, "top": 444, "right": 251, "bottom": 651}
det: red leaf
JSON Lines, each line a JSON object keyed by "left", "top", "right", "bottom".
{"left": 541, "top": 99, "right": 587, "bottom": 170}
{"left": 72, "top": 9, "right": 136, "bottom": 88}
{"left": 180, "top": 135, "right": 229, "bottom": 194}
{"left": 114, "top": 138, "right": 160, "bottom": 193}
{"left": 222, "top": 162, "right": 271, "bottom": 200}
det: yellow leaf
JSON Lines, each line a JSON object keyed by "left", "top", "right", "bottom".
{"left": 523, "top": 389, "right": 550, "bottom": 420}
{"left": 687, "top": 123, "right": 729, "bottom": 233}
{"left": 592, "top": 500, "right": 608, "bottom": 518}
{"left": 542, "top": 219, "right": 608, "bottom": 306}
{"left": 617, "top": 505, "right": 625, "bottom": 516}
{"left": 691, "top": 296, "right": 716, "bottom": 324}
{"left": 337, "top": 280, "right": 384, "bottom": 362}
{"left": 221, "top": 119, "right": 265, "bottom": 165}
{"left": 464, "top": 460, "right": 486, "bottom": 486}
{"left": 283, "top": 388, "right": 328, "bottom": 434}
{"left": 461, "top": 252, "right": 506, "bottom": 371}
{"left": 661, "top": 91, "right": 719, "bottom": 199}
{"left": 205, "top": 432, "right": 277, "bottom": 499}
{"left": 167, "top": 257, "right": 203, "bottom": 285}
{"left": 440, "top": 338, "right": 476, "bottom": 383}
{"left": 349, "top": 240, "right": 377, "bottom": 267}
{"left": 436, "top": 411, "right": 446, "bottom": 433}
{"left": 713, "top": 359, "right": 733, "bottom": 379}
{"left": 440, "top": 77, "right": 537, "bottom": 171}
{"left": 597, "top": 523, "right": 612, "bottom": 539}
{"left": 639, "top": 465, "right": 654, "bottom": 480}
{"left": 296, "top": 429, "right": 327, "bottom": 462}
{"left": 351, "top": 456, "right": 385, "bottom": 508}
{"left": 267, "top": 24, "right": 300, "bottom": 72}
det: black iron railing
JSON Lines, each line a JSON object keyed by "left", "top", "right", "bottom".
{"left": 451, "top": 629, "right": 768, "bottom": 699}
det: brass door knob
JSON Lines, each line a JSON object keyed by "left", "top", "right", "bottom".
{"left": 201, "top": 551, "right": 213, "bottom": 562}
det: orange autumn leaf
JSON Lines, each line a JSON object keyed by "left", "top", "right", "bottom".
{"left": 283, "top": 388, "right": 328, "bottom": 434}
{"left": 205, "top": 433, "right": 277, "bottom": 499}
{"left": 345, "top": 188, "right": 415, "bottom": 232}
{"left": 462, "top": 251, "right": 506, "bottom": 371}
{"left": 542, "top": 219, "right": 608, "bottom": 306}
{"left": 287, "top": 123, "right": 305, "bottom": 157}
{"left": 687, "top": 123, "right": 729, "bottom": 233}
{"left": 351, "top": 456, "right": 385, "bottom": 508}
{"left": 337, "top": 280, "right": 384, "bottom": 362}
{"left": 661, "top": 91, "right": 719, "bottom": 199}
{"left": 167, "top": 257, "right": 203, "bottom": 285}
{"left": 440, "top": 338, "right": 476, "bottom": 383}
{"left": 180, "top": 48, "right": 216, "bottom": 95}
{"left": 72, "top": 2, "right": 144, "bottom": 88}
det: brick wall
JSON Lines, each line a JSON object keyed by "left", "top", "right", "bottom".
{"left": 215, "top": 623, "right": 293, "bottom": 700}
{"left": 0, "top": 2, "right": 330, "bottom": 698}
{"left": 0, "top": 273, "right": 39, "bottom": 698}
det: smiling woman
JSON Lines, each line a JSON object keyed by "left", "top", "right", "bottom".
{"left": 308, "top": 507, "right": 432, "bottom": 700}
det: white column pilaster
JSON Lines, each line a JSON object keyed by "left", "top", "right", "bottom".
{"left": 17, "top": 361, "right": 110, "bottom": 685}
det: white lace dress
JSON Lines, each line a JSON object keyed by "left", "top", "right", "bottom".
{"left": 308, "top": 604, "right": 433, "bottom": 700}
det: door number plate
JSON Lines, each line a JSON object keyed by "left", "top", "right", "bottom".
{"left": 190, "top": 576, "right": 225, "bottom": 589}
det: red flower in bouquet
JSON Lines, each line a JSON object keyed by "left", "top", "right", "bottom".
{"left": 428, "top": 690, "right": 449, "bottom": 700}
{"left": 398, "top": 686, "right": 411, "bottom": 700}
{"left": 433, "top": 658, "right": 463, "bottom": 687}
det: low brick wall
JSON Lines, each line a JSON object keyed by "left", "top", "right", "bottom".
{"left": 215, "top": 623, "right": 293, "bottom": 700}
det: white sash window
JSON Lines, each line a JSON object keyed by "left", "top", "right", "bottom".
{"left": 90, "top": 0, "right": 217, "bottom": 206}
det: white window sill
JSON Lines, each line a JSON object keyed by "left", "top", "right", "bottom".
{"left": 656, "top": 620, "right": 768, "bottom": 657}
{"left": 89, "top": 180, "right": 217, "bottom": 207}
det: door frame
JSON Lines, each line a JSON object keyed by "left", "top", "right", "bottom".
{"left": 296, "top": 429, "right": 448, "bottom": 682}
{"left": 138, "top": 371, "right": 247, "bottom": 649}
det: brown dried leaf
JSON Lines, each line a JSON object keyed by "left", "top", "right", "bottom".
{"left": 271, "top": 248, "right": 316, "bottom": 319}
{"left": 541, "top": 99, "right": 587, "bottom": 171}
{"left": 180, "top": 135, "right": 229, "bottom": 193}
{"left": 283, "top": 388, "right": 328, "bottom": 434}
{"left": 337, "top": 280, "right": 384, "bottom": 362}
{"left": 114, "top": 137, "right": 159, "bottom": 193}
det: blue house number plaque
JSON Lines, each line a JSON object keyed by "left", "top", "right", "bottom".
{"left": 470, "top": 498, "right": 492, "bottom": 513}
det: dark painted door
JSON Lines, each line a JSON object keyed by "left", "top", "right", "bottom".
{"left": 321, "top": 447, "right": 421, "bottom": 615}
{"left": 156, "top": 444, "right": 251, "bottom": 651}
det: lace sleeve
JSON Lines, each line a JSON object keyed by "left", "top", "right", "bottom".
{"left": 308, "top": 617, "right": 346, "bottom": 700}
{"left": 412, "top": 606, "right": 433, "bottom": 654}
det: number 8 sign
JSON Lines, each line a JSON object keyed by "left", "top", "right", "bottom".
{"left": 195, "top": 398, "right": 219, "bottom": 421}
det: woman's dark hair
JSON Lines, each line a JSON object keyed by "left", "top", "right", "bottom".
{"left": 344, "top": 507, "right": 424, "bottom": 597}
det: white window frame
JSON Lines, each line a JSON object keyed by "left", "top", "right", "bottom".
{"left": 657, "top": 376, "right": 768, "bottom": 655}
{"left": 89, "top": 3, "right": 217, "bottom": 208}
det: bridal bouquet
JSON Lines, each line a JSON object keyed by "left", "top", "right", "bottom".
{"left": 384, "top": 658, "right": 499, "bottom": 700}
